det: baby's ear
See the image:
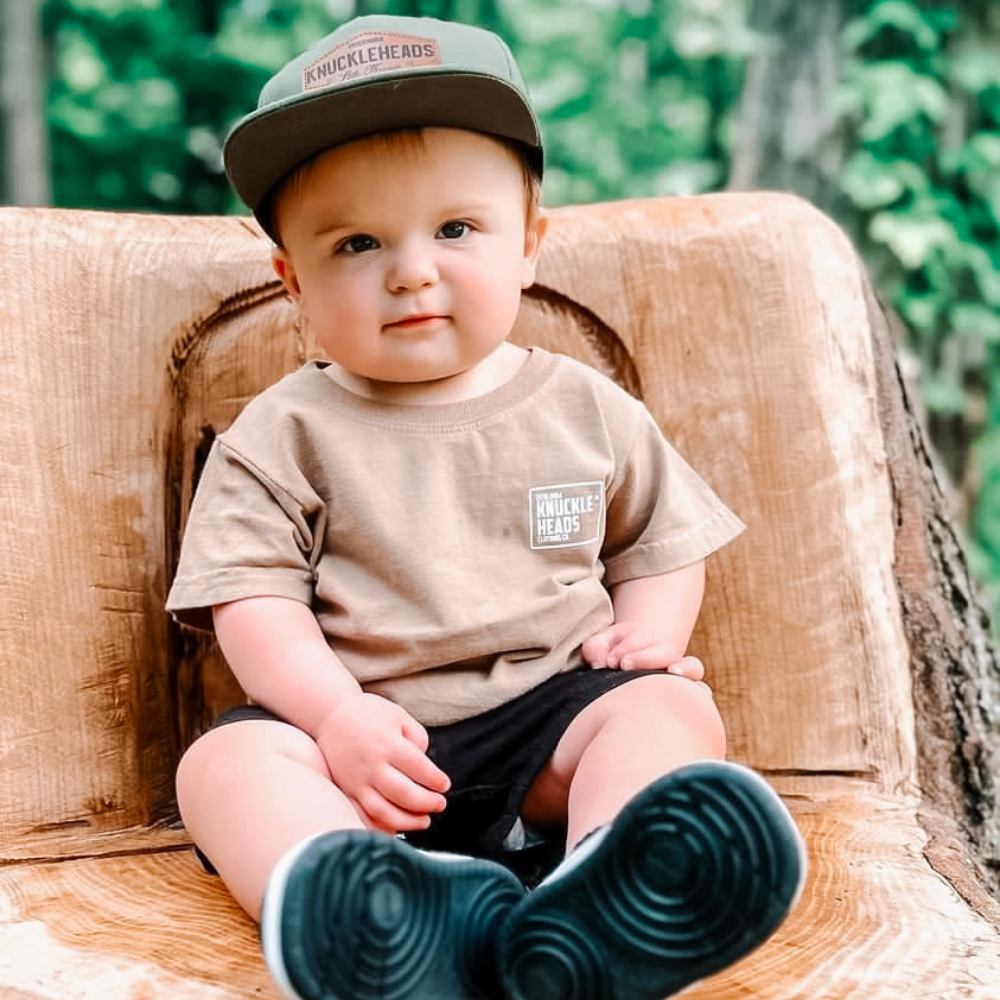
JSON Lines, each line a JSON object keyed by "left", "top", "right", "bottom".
{"left": 272, "top": 247, "right": 301, "bottom": 299}
{"left": 521, "top": 210, "right": 548, "bottom": 289}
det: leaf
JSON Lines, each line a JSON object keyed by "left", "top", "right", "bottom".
{"left": 898, "top": 291, "right": 945, "bottom": 333}
{"left": 969, "top": 133, "right": 1000, "bottom": 168}
{"left": 869, "top": 210, "right": 958, "bottom": 269}
{"left": 956, "top": 243, "right": 1000, "bottom": 307}
{"left": 839, "top": 151, "right": 929, "bottom": 209}
{"left": 951, "top": 48, "right": 1000, "bottom": 93}
{"left": 951, "top": 304, "right": 1000, "bottom": 345}
{"left": 853, "top": 63, "right": 950, "bottom": 139}
{"left": 842, "top": 1, "right": 942, "bottom": 53}
{"left": 654, "top": 159, "right": 722, "bottom": 196}
{"left": 922, "top": 372, "right": 968, "bottom": 416}
{"left": 57, "top": 25, "right": 109, "bottom": 92}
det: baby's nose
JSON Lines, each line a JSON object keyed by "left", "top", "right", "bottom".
{"left": 388, "top": 241, "right": 439, "bottom": 291}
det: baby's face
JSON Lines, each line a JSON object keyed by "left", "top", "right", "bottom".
{"left": 271, "top": 128, "right": 545, "bottom": 403}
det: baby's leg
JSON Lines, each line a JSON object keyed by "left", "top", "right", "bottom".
{"left": 175, "top": 718, "right": 367, "bottom": 920}
{"left": 522, "top": 673, "right": 726, "bottom": 850}
{"left": 507, "top": 674, "right": 804, "bottom": 1000}
{"left": 178, "top": 717, "right": 526, "bottom": 1000}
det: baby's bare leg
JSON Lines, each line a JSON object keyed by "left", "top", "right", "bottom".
{"left": 175, "top": 719, "right": 367, "bottom": 920}
{"left": 522, "top": 673, "right": 726, "bottom": 849}
{"left": 507, "top": 676, "right": 803, "bottom": 1000}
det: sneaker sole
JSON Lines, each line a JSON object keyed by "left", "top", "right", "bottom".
{"left": 500, "top": 761, "right": 806, "bottom": 1000}
{"left": 262, "top": 830, "right": 525, "bottom": 1000}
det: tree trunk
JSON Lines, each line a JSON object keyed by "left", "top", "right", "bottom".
{"left": 0, "top": 0, "right": 50, "bottom": 206}
{"left": 728, "top": 0, "right": 850, "bottom": 220}
{"left": 729, "top": 0, "right": 1000, "bottom": 894}
{"left": 865, "top": 274, "right": 1000, "bottom": 899}
{"left": 2, "top": 197, "right": 999, "bottom": 995}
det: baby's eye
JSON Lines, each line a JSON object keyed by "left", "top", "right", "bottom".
{"left": 339, "top": 234, "right": 379, "bottom": 254}
{"left": 438, "top": 221, "right": 469, "bottom": 240}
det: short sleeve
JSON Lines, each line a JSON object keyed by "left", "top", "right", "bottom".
{"left": 165, "top": 439, "right": 326, "bottom": 630}
{"left": 601, "top": 409, "right": 745, "bottom": 586}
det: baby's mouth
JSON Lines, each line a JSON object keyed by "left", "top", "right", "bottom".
{"left": 384, "top": 314, "right": 447, "bottom": 331}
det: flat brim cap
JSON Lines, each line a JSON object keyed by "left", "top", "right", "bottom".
{"left": 224, "top": 15, "right": 543, "bottom": 226}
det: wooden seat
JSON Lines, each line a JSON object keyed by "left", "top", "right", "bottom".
{"left": 1, "top": 193, "right": 998, "bottom": 997}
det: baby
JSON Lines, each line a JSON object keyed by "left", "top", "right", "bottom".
{"left": 167, "top": 14, "right": 805, "bottom": 1000}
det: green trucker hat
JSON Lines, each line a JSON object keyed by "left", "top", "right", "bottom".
{"left": 224, "top": 15, "right": 543, "bottom": 238}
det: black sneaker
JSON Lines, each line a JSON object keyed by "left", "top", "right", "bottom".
{"left": 499, "top": 761, "right": 806, "bottom": 1000}
{"left": 262, "top": 829, "right": 525, "bottom": 1000}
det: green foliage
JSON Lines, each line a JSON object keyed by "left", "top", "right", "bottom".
{"left": 44, "top": 0, "right": 263, "bottom": 214}
{"left": 41, "top": 0, "right": 748, "bottom": 211}
{"left": 834, "top": 0, "right": 1000, "bottom": 634}
{"left": 502, "top": 0, "right": 752, "bottom": 206}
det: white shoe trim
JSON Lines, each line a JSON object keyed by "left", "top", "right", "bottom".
{"left": 538, "top": 824, "right": 609, "bottom": 886}
{"left": 260, "top": 832, "right": 328, "bottom": 1000}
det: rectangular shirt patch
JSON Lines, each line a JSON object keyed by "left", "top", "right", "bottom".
{"left": 529, "top": 481, "right": 605, "bottom": 550}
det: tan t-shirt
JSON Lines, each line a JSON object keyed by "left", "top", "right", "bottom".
{"left": 166, "top": 348, "right": 744, "bottom": 724}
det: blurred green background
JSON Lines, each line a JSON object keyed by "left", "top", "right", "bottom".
{"left": 2, "top": 0, "right": 999, "bottom": 635}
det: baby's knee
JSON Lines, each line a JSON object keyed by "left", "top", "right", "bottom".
{"left": 175, "top": 725, "right": 239, "bottom": 802}
{"left": 175, "top": 729, "right": 217, "bottom": 809}
{"left": 614, "top": 671, "right": 717, "bottom": 708}
{"left": 615, "top": 674, "right": 726, "bottom": 753}
{"left": 176, "top": 719, "right": 327, "bottom": 804}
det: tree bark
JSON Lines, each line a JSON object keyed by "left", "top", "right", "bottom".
{"left": 866, "top": 273, "right": 1000, "bottom": 896}
{"left": 0, "top": 0, "right": 50, "bottom": 206}
{"left": 728, "top": 0, "right": 850, "bottom": 220}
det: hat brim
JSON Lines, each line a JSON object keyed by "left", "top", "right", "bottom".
{"left": 224, "top": 71, "right": 543, "bottom": 221}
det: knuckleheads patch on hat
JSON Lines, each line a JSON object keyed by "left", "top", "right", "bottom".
{"left": 302, "top": 31, "right": 443, "bottom": 89}
{"left": 223, "top": 15, "right": 543, "bottom": 239}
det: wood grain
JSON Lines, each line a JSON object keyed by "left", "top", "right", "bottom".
{"left": 0, "top": 782, "right": 995, "bottom": 998}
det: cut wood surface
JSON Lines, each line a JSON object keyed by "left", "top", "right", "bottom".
{"left": 1, "top": 782, "right": 996, "bottom": 998}
{"left": 1, "top": 194, "right": 998, "bottom": 997}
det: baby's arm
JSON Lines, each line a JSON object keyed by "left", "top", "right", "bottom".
{"left": 582, "top": 560, "right": 706, "bottom": 678}
{"left": 213, "top": 596, "right": 450, "bottom": 833}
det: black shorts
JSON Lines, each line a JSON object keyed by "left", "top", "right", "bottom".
{"left": 196, "top": 667, "right": 659, "bottom": 885}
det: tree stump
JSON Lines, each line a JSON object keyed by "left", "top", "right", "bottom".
{"left": 0, "top": 193, "right": 997, "bottom": 997}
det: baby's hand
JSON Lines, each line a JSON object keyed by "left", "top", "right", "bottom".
{"left": 581, "top": 622, "right": 705, "bottom": 680}
{"left": 313, "top": 693, "right": 450, "bottom": 835}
